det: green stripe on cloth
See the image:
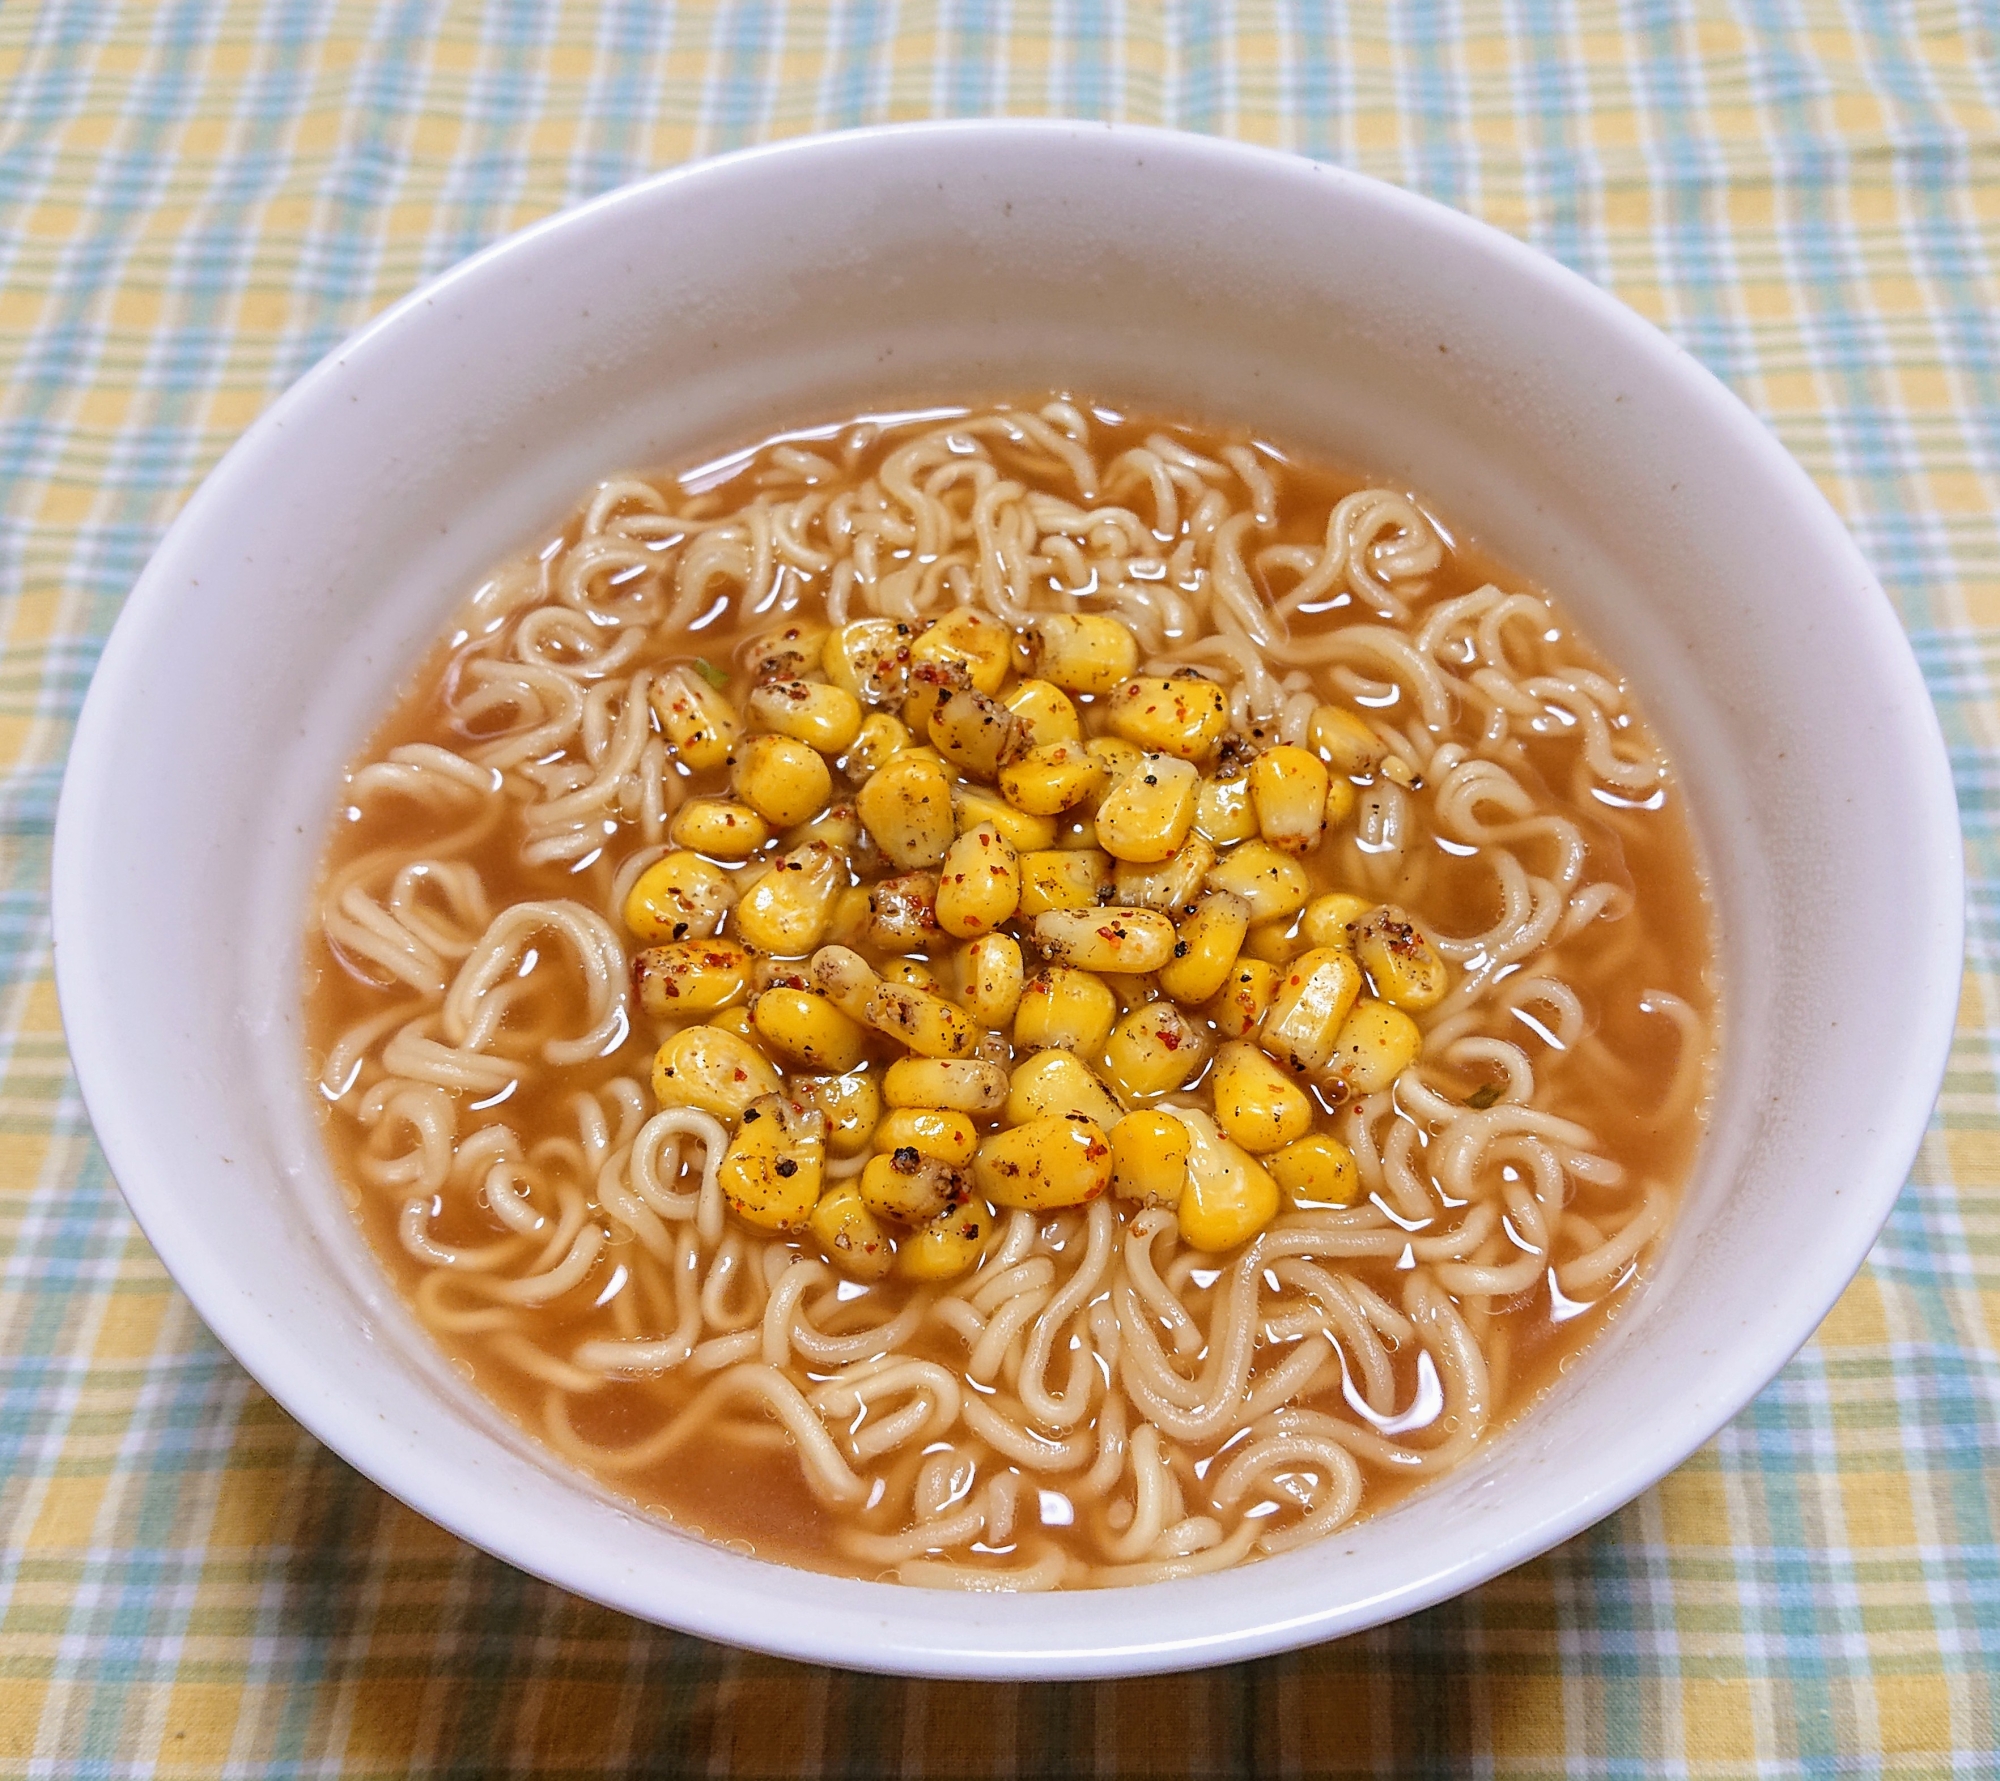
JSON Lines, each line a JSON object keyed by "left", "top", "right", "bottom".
{"left": 1, "top": 1, "right": 1995, "bottom": 1774}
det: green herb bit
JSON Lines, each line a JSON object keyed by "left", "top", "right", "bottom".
{"left": 1466, "top": 1082, "right": 1503, "bottom": 1111}
{"left": 690, "top": 658, "right": 730, "bottom": 690}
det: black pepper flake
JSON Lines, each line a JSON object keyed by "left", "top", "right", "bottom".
{"left": 774, "top": 1158, "right": 798, "bottom": 1177}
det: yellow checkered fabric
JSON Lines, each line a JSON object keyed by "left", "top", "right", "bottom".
{"left": 1, "top": 2, "right": 1995, "bottom": 1774}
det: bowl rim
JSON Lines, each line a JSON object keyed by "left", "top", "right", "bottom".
{"left": 52, "top": 117, "right": 1964, "bottom": 1675}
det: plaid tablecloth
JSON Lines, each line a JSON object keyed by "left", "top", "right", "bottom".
{"left": 3, "top": 2, "right": 1996, "bottom": 1775}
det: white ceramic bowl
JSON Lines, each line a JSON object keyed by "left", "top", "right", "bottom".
{"left": 54, "top": 122, "right": 1960, "bottom": 1677}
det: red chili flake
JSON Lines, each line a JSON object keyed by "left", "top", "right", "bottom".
{"left": 1160, "top": 1030, "right": 1181, "bottom": 1051}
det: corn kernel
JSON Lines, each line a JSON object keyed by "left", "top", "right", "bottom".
{"left": 1025, "top": 613, "right": 1138, "bottom": 695}
{"left": 1241, "top": 918, "right": 1308, "bottom": 966}
{"left": 935, "top": 823, "right": 1021, "bottom": 938}
{"left": 744, "top": 624, "right": 827, "bottom": 682}
{"left": 709, "top": 1006, "right": 759, "bottom": 1043}
{"left": 929, "top": 686, "right": 1029, "bottom": 781}
{"left": 1094, "top": 754, "right": 1199, "bottom": 863}
{"left": 896, "top": 1197, "right": 993, "bottom": 1281}
{"left": 954, "top": 785, "right": 1057, "bottom": 853}
{"left": 798, "top": 1071, "right": 880, "bottom": 1155}
{"left": 1325, "top": 997, "right": 1423, "bottom": 1093}
{"left": 1110, "top": 1110, "right": 1190, "bottom": 1207}
{"left": 1157, "top": 890, "right": 1252, "bottom": 1006}
{"left": 865, "top": 980, "right": 977, "bottom": 1058}
{"left": 1325, "top": 776, "right": 1358, "bottom": 829}
{"left": 1309, "top": 704, "right": 1387, "bottom": 775}
{"left": 718, "top": 1093, "right": 824, "bottom": 1230}
{"left": 1249, "top": 744, "right": 1331, "bottom": 854}
{"left": 651, "top": 1024, "right": 782, "bottom": 1120}
{"left": 1175, "top": 1110, "right": 1280, "bottom": 1252}
{"left": 1003, "top": 677, "right": 1081, "bottom": 744}
{"left": 1085, "top": 735, "right": 1147, "bottom": 785}
{"left": 1207, "top": 957, "right": 1279, "bottom": 1039}
{"left": 1204, "top": 839, "right": 1310, "bottom": 921}
{"left": 874, "top": 1107, "right": 980, "bottom": 1167}
{"left": 1263, "top": 947, "right": 1366, "bottom": 1076}
{"left": 632, "top": 938, "right": 754, "bottom": 1018}
{"left": 1299, "top": 891, "right": 1375, "bottom": 949}
{"left": 998, "top": 740, "right": 1105, "bottom": 816}
{"left": 748, "top": 678, "right": 864, "bottom": 754}
{"left": 650, "top": 667, "right": 738, "bottom": 771}
{"left": 751, "top": 986, "right": 870, "bottom": 1072}
{"left": 911, "top": 608, "right": 1011, "bottom": 693}
{"left": 1019, "top": 847, "right": 1112, "bottom": 915}
{"left": 1104, "top": 1001, "right": 1211, "bottom": 1101}
{"left": 1113, "top": 835, "right": 1217, "bottom": 911}
{"left": 857, "top": 752, "right": 955, "bottom": 869}
{"left": 1014, "top": 967, "right": 1119, "bottom": 1055}
{"left": 1270, "top": 1133, "right": 1358, "bottom": 1206}
{"left": 1209, "top": 1042, "right": 1314, "bottom": 1152}
{"left": 732, "top": 841, "right": 848, "bottom": 954}
{"left": 823, "top": 618, "right": 914, "bottom": 707}
{"left": 1031, "top": 906, "right": 1177, "bottom": 973}
{"left": 863, "top": 872, "right": 940, "bottom": 951}
{"left": 958, "top": 934, "right": 1025, "bottom": 1028}
{"left": 842, "top": 711, "right": 911, "bottom": 779}
{"left": 668, "top": 797, "right": 770, "bottom": 860}
{"left": 883, "top": 1056, "right": 1009, "bottom": 1113}
{"left": 730, "top": 734, "right": 830, "bottom": 828}
{"left": 1350, "top": 904, "right": 1450, "bottom": 1010}
{"left": 624, "top": 852, "right": 737, "bottom": 943}
{"left": 976, "top": 1116, "right": 1114, "bottom": 1211}
{"left": 826, "top": 884, "right": 873, "bottom": 949}
{"left": 861, "top": 1150, "right": 969, "bottom": 1224}
{"left": 1006, "top": 1050, "right": 1125, "bottom": 1128}
{"left": 787, "top": 802, "right": 861, "bottom": 851}
{"left": 808, "top": 1182, "right": 894, "bottom": 1279}
{"left": 809, "top": 944, "right": 880, "bottom": 1019}
{"left": 1105, "top": 674, "right": 1231, "bottom": 760}
{"left": 1194, "top": 772, "right": 1259, "bottom": 845}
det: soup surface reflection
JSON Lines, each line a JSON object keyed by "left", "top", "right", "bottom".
{"left": 306, "top": 400, "right": 1716, "bottom": 1588}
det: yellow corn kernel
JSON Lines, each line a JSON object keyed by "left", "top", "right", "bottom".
{"left": 1094, "top": 754, "right": 1199, "bottom": 863}
{"left": 859, "top": 1149, "right": 968, "bottom": 1224}
{"left": 1025, "top": 612, "right": 1138, "bottom": 695}
{"left": 718, "top": 1093, "right": 825, "bottom": 1230}
{"left": 1105, "top": 674, "right": 1231, "bottom": 760}
{"left": 651, "top": 1024, "right": 783, "bottom": 1121}
{"left": 873, "top": 1107, "right": 980, "bottom": 1167}
{"left": 1194, "top": 772, "right": 1259, "bottom": 845}
{"left": 1018, "top": 847, "right": 1112, "bottom": 915}
{"left": 954, "top": 785, "right": 1057, "bottom": 853}
{"left": 710, "top": 1005, "right": 759, "bottom": 1043}
{"left": 1175, "top": 1110, "right": 1281, "bottom": 1252}
{"left": 808, "top": 1182, "right": 894, "bottom": 1280}
{"left": 880, "top": 956, "right": 942, "bottom": 991}
{"left": 623, "top": 851, "right": 735, "bottom": 943}
{"left": 935, "top": 824, "right": 1021, "bottom": 938}
{"left": 1207, "top": 957, "right": 1279, "bottom": 1039}
{"left": 732, "top": 842, "right": 847, "bottom": 955}
{"left": 1085, "top": 734, "right": 1147, "bottom": 784}
{"left": 1325, "top": 998, "right": 1423, "bottom": 1093}
{"left": 1270, "top": 1133, "right": 1359, "bottom": 1207}
{"left": 1006, "top": 1050, "right": 1125, "bottom": 1128}
{"left": 998, "top": 740, "right": 1105, "bottom": 816}
{"left": 650, "top": 666, "right": 739, "bottom": 771}
{"left": 729, "top": 734, "right": 831, "bottom": 829}
{"left": 823, "top": 618, "right": 914, "bottom": 708}
{"left": 744, "top": 624, "right": 827, "bottom": 682}
{"left": 1113, "top": 835, "right": 1217, "bottom": 911}
{"left": 1350, "top": 904, "right": 1450, "bottom": 1010}
{"left": 1158, "top": 890, "right": 1252, "bottom": 1006}
{"left": 1003, "top": 677, "right": 1081, "bottom": 745}
{"left": 958, "top": 934, "right": 1025, "bottom": 1028}
{"left": 1032, "top": 906, "right": 1177, "bottom": 973}
{"left": 1104, "top": 1001, "right": 1211, "bottom": 1101}
{"left": 1204, "top": 839, "right": 1310, "bottom": 922}
{"left": 798, "top": 1071, "right": 881, "bottom": 1155}
{"left": 668, "top": 797, "right": 770, "bottom": 860}
{"left": 1300, "top": 891, "right": 1374, "bottom": 950}
{"left": 842, "top": 711, "right": 911, "bottom": 779}
{"left": 1263, "top": 947, "right": 1366, "bottom": 1076}
{"left": 928, "top": 686, "right": 1029, "bottom": 781}
{"left": 857, "top": 751, "right": 955, "bottom": 869}
{"left": 1110, "top": 1110, "right": 1190, "bottom": 1208}
{"left": 825, "top": 884, "right": 873, "bottom": 949}
{"left": 750, "top": 987, "right": 870, "bottom": 1072}
{"left": 1209, "top": 1042, "right": 1314, "bottom": 1153}
{"left": 883, "top": 1056, "right": 1009, "bottom": 1114}
{"left": 632, "top": 938, "right": 754, "bottom": 1018}
{"left": 976, "top": 1116, "right": 1114, "bottom": 1212}
{"left": 901, "top": 660, "right": 967, "bottom": 741}
{"left": 911, "top": 608, "right": 1011, "bottom": 693}
{"left": 865, "top": 980, "right": 977, "bottom": 1058}
{"left": 1309, "top": 704, "right": 1387, "bottom": 775}
{"left": 1325, "top": 776, "right": 1358, "bottom": 829}
{"left": 1241, "top": 918, "right": 1308, "bottom": 966}
{"left": 1249, "top": 745, "right": 1332, "bottom": 855}
{"left": 861, "top": 872, "right": 939, "bottom": 952}
{"left": 787, "top": 802, "right": 862, "bottom": 851}
{"left": 1014, "top": 966, "right": 1119, "bottom": 1055}
{"left": 808, "top": 944, "right": 880, "bottom": 1020}
{"left": 896, "top": 1197, "right": 992, "bottom": 1281}
{"left": 747, "top": 678, "right": 864, "bottom": 756}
